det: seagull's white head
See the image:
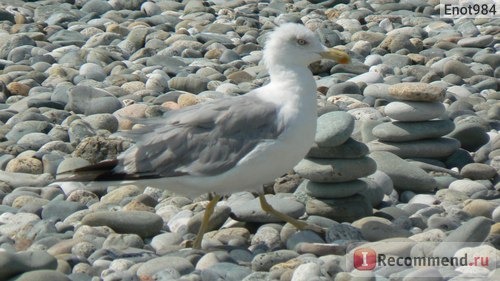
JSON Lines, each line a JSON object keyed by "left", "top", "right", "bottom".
{"left": 263, "top": 23, "right": 350, "bottom": 70}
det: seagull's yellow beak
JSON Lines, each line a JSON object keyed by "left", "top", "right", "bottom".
{"left": 321, "top": 48, "right": 350, "bottom": 64}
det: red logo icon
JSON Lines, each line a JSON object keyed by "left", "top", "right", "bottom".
{"left": 353, "top": 248, "right": 377, "bottom": 270}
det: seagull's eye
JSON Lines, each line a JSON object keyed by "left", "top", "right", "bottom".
{"left": 297, "top": 39, "right": 308, "bottom": 45}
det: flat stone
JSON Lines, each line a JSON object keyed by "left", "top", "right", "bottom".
{"left": 11, "top": 270, "right": 70, "bottom": 281}
{"left": 187, "top": 205, "right": 231, "bottom": 235}
{"left": 251, "top": 225, "right": 281, "bottom": 250}
{"left": 229, "top": 194, "right": 305, "bottom": 223}
{"left": 295, "top": 157, "right": 376, "bottom": 183}
{"left": 100, "top": 185, "right": 142, "bottom": 205}
{"left": 384, "top": 101, "right": 446, "bottom": 121}
{"left": 366, "top": 170, "right": 394, "bottom": 195}
{"left": 0, "top": 171, "right": 52, "bottom": 188}
{"left": 56, "top": 157, "right": 91, "bottom": 175}
{"left": 362, "top": 177, "right": 385, "bottom": 207}
{"left": 81, "top": 211, "right": 163, "bottom": 238}
{"left": 201, "top": 262, "right": 253, "bottom": 281}
{"left": 368, "top": 137, "right": 460, "bottom": 158}
{"left": 463, "top": 199, "right": 497, "bottom": 218}
{"left": 372, "top": 120, "right": 455, "bottom": 142}
{"left": 447, "top": 122, "right": 490, "bottom": 152}
{"left": 326, "top": 81, "right": 361, "bottom": 97}
{"left": 102, "top": 233, "right": 145, "bottom": 250}
{"left": 315, "top": 111, "right": 354, "bottom": 147}
{"left": 388, "top": 82, "right": 445, "bottom": 102}
{"left": 460, "top": 163, "right": 497, "bottom": 180}
{"left": 307, "top": 138, "right": 369, "bottom": 159}
{"left": 168, "top": 76, "right": 208, "bottom": 94}
{"left": 443, "top": 60, "right": 475, "bottom": 78}
{"left": 306, "top": 194, "right": 372, "bottom": 222}
{"left": 369, "top": 151, "right": 436, "bottom": 192}
{"left": 251, "top": 250, "right": 299, "bottom": 271}
{"left": 493, "top": 208, "right": 500, "bottom": 223}
{"left": 286, "top": 230, "right": 325, "bottom": 251}
{"left": 0, "top": 211, "right": 40, "bottom": 237}
{"left": 363, "top": 83, "right": 391, "bottom": 100}
{"left": 449, "top": 179, "right": 488, "bottom": 196}
{"left": 355, "top": 217, "right": 412, "bottom": 241}
{"left": 435, "top": 189, "right": 469, "bottom": 205}
{"left": 41, "top": 200, "right": 87, "bottom": 221}
{"left": 295, "top": 243, "right": 346, "bottom": 256}
{"left": 427, "top": 214, "right": 460, "bottom": 231}
{"left": 374, "top": 206, "right": 410, "bottom": 221}
{"left": 409, "top": 229, "right": 447, "bottom": 242}
{"left": 79, "top": 62, "right": 106, "bottom": 81}
{"left": 304, "top": 179, "right": 367, "bottom": 199}
{"left": 136, "top": 256, "right": 194, "bottom": 278}
{"left": 5, "top": 120, "right": 52, "bottom": 142}
{"left": 325, "top": 221, "right": 364, "bottom": 242}
{"left": 204, "top": 227, "right": 251, "bottom": 245}
{"left": 65, "top": 85, "right": 122, "bottom": 115}
{"left": 348, "top": 107, "right": 384, "bottom": 121}
{"left": 5, "top": 157, "right": 43, "bottom": 174}
{"left": 0, "top": 250, "right": 57, "bottom": 280}
{"left": 82, "top": 113, "right": 119, "bottom": 133}
{"left": 347, "top": 238, "right": 416, "bottom": 269}
{"left": 289, "top": 262, "right": 322, "bottom": 281}
{"left": 433, "top": 217, "right": 492, "bottom": 258}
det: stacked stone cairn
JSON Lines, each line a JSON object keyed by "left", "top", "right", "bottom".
{"left": 367, "top": 82, "right": 461, "bottom": 161}
{"left": 294, "top": 111, "right": 378, "bottom": 222}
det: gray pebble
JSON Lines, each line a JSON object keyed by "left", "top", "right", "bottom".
{"left": 136, "top": 256, "right": 194, "bottom": 277}
{"left": 368, "top": 137, "right": 460, "bottom": 159}
{"left": 383, "top": 101, "right": 445, "bottom": 122}
{"left": 286, "top": 230, "right": 324, "bottom": 251}
{"left": 370, "top": 151, "right": 436, "bottom": 192}
{"left": 433, "top": 216, "right": 492, "bottom": 258}
{"left": 388, "top": 83, "right": 445, "bottom": 102}
{"left": 65, "top": 85, "right": 122, "bottom": 115}
{"left": 0, "top": 250, "right": 57, "bottom": 280}
{"left": 448, "top": 179, "right": 488, "bottom": 197}
{"left": 306, "top": 194, "right": 372, "bottom": 222}
{"left": 307, "top": 138, "right": 369, "bottom": 159}
{"left": 41, "top": 199, "right": 87, "bottom": 221}
{"left": 303, "top": 179, "right": 367, "bottom": 199}
{"left": 11, "top": 270, "right": 71, "bottom": 281}
{"left": 294, "top": 157, "right": 376, "bottom": 183}
{"left": 81, "top": 211, "right": 163, "bottom": 238}
{"left": 201, "top": 262, "right": 252, "bottom": 281}
{"left": 315, "top": 111, "right": 354, "bottom": 147}
{"left": 460, "top": 163, "right": 497, "bottom": 180}
{"left": 251, "top": 249, "right": 299, "bottom": 271}
{"left": 230, "top": 194, "right": 305, "bottom": 223}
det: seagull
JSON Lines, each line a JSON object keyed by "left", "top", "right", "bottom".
{"left": 58, "top": 23, "right": 350, "bottom": 249}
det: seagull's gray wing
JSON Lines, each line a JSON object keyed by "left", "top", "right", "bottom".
{"left": 109, "top": 94, "right": 284, "bottom": 178}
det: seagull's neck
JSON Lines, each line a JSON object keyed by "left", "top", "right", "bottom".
{"left": 268, "top": 64, "right": 314, "bottom": 83}
{"left": 263, "top": 64, "right": 317, "bottom": 103}
{"left": 255, "top": 64, "right": 317, "bottom": 126}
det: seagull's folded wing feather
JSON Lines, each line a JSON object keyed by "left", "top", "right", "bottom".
{"left": 58, "top": 94, "right": 284, "bottom": 181}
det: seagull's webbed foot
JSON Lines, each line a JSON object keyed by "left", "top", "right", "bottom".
{"left": 190, "top": 194, "right": 222, "bottom": 249}
{"left": 258, "top": 194, "right": 325, "bottom": 235}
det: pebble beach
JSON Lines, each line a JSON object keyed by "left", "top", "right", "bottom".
{"left": 0, "top": 0, "right": 499, "bottom": 280}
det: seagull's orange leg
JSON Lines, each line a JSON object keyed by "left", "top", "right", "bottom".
{"left": 258, "top": 194, "right": 324, "bottom": 234}
{"left": 192, "top": 194, "right": 221, "bottom": 249}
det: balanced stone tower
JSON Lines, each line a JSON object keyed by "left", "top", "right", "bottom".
{"left": 294, "top": 111, "right": 377, "bottom": 222}
{"left": 368, "top": 82, "right": 460, "bottom": 161}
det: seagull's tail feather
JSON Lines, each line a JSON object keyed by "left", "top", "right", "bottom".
{"left": 55, "top": 159, "right": 161, "bottom": 182}
{"left": 56, "top": 159, "right": 123, "bottom": 182}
